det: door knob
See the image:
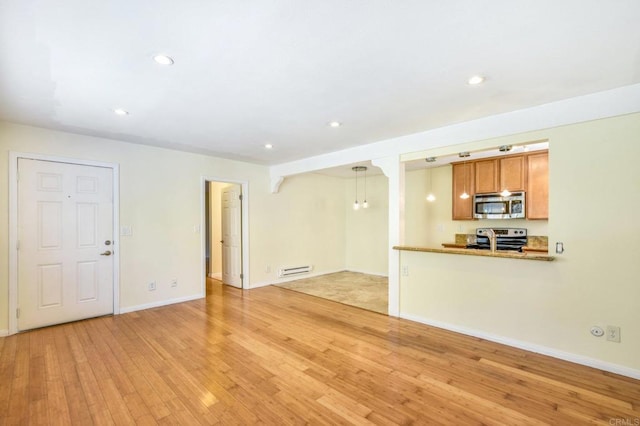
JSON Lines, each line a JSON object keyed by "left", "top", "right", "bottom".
{"left": 100, "top": 250, "right": 112, "bottom": 256}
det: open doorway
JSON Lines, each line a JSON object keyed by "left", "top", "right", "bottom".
{"left": 202, "top": 178, "right": 248, "bottom": 294}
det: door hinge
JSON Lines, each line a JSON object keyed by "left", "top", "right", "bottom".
{"left": 16, "top": 308, "right": 20, "bottom": 319}
{"left": 239, "top": 194, "right": 243, "bottom": 201}
{"left": 16, "top": 240, "right": 20, "bottom": 250}
{"left": 240, "top": 273, "right": 244, "bottom": 279}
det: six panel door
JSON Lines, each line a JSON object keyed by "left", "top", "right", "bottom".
{"left": 18, "top": 159, "right": 114, "bottom": 330}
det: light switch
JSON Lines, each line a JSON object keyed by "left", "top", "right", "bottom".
{"left": 120, "top": 226, "right": 132, "bottom": 236}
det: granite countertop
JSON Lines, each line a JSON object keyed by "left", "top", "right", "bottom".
{"left": 393, "top": 245, "right": 555, "bottom": 261}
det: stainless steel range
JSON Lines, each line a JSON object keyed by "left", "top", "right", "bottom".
{"left": 466, "top": 228, "right": 527, "bottom": 252}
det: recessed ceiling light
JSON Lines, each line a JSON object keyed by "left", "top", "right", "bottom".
{"left": 153, "top": 54, "right": 174, "bottom": 65}
{"left": 264, "top": 143, "right": 273, "bottom": 149}
{"left": 467, "top": 75, "right": 485, "bottom": 85}
{"left": 113, "top": 108, "right": 129, "bottom": 116}
{"left": 328, "top": 121, "right": 341, "bottom": 128}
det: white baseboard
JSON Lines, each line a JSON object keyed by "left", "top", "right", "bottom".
{"left": 119, "top": 294, "right": 204, "bottom": 314}
{"left": 400, "top": 313, "right": 640, "bottom": 380}
{"left": 250, "top": 268, "right": 346, "bottom": 289}
{"left": 344, "top": 268, "right": 388, "bottom": 277}
{"left": 0, "top": 329, "right": 8, "bottom": 337}
{"left": 208, "top": 272, "right": 222, "bottom": 280}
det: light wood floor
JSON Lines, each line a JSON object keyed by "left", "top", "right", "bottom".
{"left": 1, "top": 280, "right": 639, "bottom": 425}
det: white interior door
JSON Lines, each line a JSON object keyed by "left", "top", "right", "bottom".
{"left": 18, "top": 159, "right": 114, "bottom": 331}
{"left": 221, "top": 184, "right": 242, "bottom": 288}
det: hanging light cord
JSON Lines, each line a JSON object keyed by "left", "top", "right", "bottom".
{"left": 363, "top": 168, "right": 367, "bottom": 205}
{"left": 355, "top": 169, "right": 359, "bottom": 202}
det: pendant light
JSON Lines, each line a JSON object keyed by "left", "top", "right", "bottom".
{"left": 425, "top": 157, "right": 436, "bottom": 202}
{"left": 459, "top": 152, "right": 470, "bottom": 199}
{"left": 352, "top": 166, "right": 368, "bottom": 210}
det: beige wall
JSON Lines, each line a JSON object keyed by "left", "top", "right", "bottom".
{"left": 252, "top": 172, "right": 347, "bottom": 284}
{"left": 261, "top": 171, "right": 390, "bottom": 279}
{"left": 344, "top": 173, "right": 389, "bottom": 275}
{"left": 399, "top": 113, "right": 640, "bottom": 372}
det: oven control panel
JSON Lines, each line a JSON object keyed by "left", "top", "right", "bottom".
{"left": 477, "top": 228, "right": 527, "bottom": 237}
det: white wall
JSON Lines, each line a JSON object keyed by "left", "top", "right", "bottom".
{"left": 344, "top": 173, "right": 389, "bottom": 275}
{"left": 399, "top": 113, "right": 640, "bottom": 374}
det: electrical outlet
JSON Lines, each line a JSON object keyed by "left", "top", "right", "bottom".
{"left": 148, "top": 281, "right": 156, "bottom": 291}
{"left": 402, "top": 265, "right": 409, "bottom": 276}
{"left": 606, "top": 325, "right": 621, "bottom": 343}
{"left": 170, "top": 279, "right": 177, "bottom": 288}
{"left": 265, "top": 265, "right": 271, "bottom": 273}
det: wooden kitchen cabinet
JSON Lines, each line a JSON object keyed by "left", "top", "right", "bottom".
{"left": 452, "top": 162, "right": 474, "bottom": 220}
{"left": 499, "top": 155, "right": 526, "bottom": 191}
{"left": 474, "top": 159, "right": 499, "bottom": 193}
{"left": 451, "top": 150, "right": 548, "bottom": 220}
{"left": 474, "top": 155, "right": 525, "bottom": 194}
{"left": 526, "top": 151, "right": 549, "bottom": 219}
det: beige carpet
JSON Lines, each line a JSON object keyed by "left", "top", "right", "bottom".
{"left": 276, "top": 271, "right": 388, "bottom": 314}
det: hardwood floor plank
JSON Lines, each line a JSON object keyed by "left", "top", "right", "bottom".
{"left": 6, "top": 334, "right": 30, "bottom": 425}
{"left": 0, "top": 335, "right": 17, "bottom": 420}
{"left": 1, "top": 280, "right": 639, "bottom": 425}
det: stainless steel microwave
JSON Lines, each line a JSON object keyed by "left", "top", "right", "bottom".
{"left": 473, "top": 192, "right": 525, "bottom": 219}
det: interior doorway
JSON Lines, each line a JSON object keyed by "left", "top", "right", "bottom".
{"left": 203, "top": 179, "right": 247, "bottom": 291}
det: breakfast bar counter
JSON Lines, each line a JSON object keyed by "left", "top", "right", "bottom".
{"left": 393, "top": 245, "right": 555, "bottom": 261}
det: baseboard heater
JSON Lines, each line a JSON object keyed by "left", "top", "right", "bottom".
{"left": 278, "top": 265, "right": 313, "bottom": 278}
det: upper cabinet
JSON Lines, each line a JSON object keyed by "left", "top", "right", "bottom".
{"left": 499, "top": 155, "right": 526, "bottom": 192}
{"left": 452, "top": 162, "right": 474, "bottom": 220}
{"left": 474, "top": 154, "right": 526, "bottom": 194}
{"left": 451, "top": 150, "right": 548, "bottom": 220}
{"left": 474, "top": 159, "right": 499, "bottom": 193}
{"left": 526, "top": 152, "right": 549, "bottom": 220}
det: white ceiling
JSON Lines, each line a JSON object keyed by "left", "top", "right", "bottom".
{"left": 1, "top": 1, "right": 639, "bottom": 166}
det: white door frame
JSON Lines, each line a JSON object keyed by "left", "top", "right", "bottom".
{"left": 200, "top": 176, "right": 249, "bottom": 291}
{"left": 8, "top": 151, "right": 120, "bottom": 335}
